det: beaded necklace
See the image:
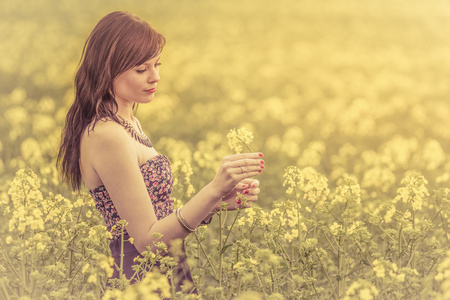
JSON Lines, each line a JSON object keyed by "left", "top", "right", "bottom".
{"left": 117, "top": 115, "right": 153, "bottom": 148}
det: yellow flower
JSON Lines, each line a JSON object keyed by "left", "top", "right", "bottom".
{"left": 5, "top": 236, "right": 13, "bottom": 244}
{"left": 372, "top": 260, "right": 385, "bottom": 278}
{"left": 87, "top": 274, "right": 97, "bottom": 283}
{"left": 403, "top": 210, "right": 411, "bottom": 219}
{"left": 233, "top": 261, "right": 244, "bottom": 269}
{"left": 343, "top": 279, "right": 379, "bottom": 300}
{"left": 227, "top": 127, "right": 254, "bottom": 154}
{"left": 284, "top": 232, "right": 293, "bottom": 242}
{"left": 81, "top": 264, "right": 90, "bottom": 274}
{"left": 384, "top": 205, "right": 396, "bottom": 223}
{"left": 329, "top": 222, "right": 342, "bottom": 236}
{"left": 36, "top": 242, "right": 45, "bottom": 251}
{"left": 33, "top": 233, "right": 42, "bottom": 241}
{"left": 73, "top": 198, "right": 85, "bottom": 207}
{"left": 359, "top": 288, "right": 373, "bottom": 300}
{"left": 172, "top": 160, "right": 195, "bottom": 197}
{"left": 88, "top": 228, "right": 96, "bottom": 239}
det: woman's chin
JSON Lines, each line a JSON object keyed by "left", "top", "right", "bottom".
{"left": 139, "top": 95, "right": 155, "bottom": 104}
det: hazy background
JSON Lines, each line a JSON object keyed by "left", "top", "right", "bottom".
{"left": 0, "top": 0, "right": 449, "bottom": 205}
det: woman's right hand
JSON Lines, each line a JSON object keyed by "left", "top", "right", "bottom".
{"left": 210, "top": 152, "right": 265, "bottom": 198}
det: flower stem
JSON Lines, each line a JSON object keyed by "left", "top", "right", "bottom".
{"left": 315, "top": 248, "right": 339, "bottom": 300}
{"left": 237, "top": 137, "right": 253, "bottom": 153}
{"left": 218, "top": 209, "right": 223, "bottom": 288}
{"left": 193, "top": 231, "right": 218, "bottom": 280}
{"left": 222, "top": 207, "right": 243, "bottom": 254}
{"left": 0, "top": 279, "right": 10, "bottom": 300}
{"left": 119, "top": 226, "right": 125, "bottom": 289}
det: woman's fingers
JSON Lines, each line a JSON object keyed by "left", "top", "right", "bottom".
{"left": 223, "top": 152, "right": 263, "bottom": 162}
{"left": 237, "top": 179, "right": 260, "bottom": 189}
{"left": 249, "top": 179, "right": 260, "bottom": 188}
{"left": 227, "top": 158, "right": 264, "bottom": 169}
{"left": 235, "top": 180, "right": 261, "bottom": 197}
{"left": 223, "top": 153, "right": 264, "bottom": 174}
{"left": 236, "top": 186, "right": 260, "bottom": 208}
{"left": 230, "top": 163, "right": 265, "bottom": 180}
{"left": 213, "top": 153, "right": 264, "bottom": 196}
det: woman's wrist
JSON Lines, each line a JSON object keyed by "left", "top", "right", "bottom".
{"left": 204, "top": 181, "right": 226, "bottom": 204}
{"left": 201, "top": 212, "right": 214, "bottom": 225}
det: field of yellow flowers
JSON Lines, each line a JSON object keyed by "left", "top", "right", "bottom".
{"left": 1, "top": 0, "right": 449, "bottom": 299}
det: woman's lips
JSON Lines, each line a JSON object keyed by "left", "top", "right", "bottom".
{"left": 145, "top": 88, "right": 156, "bottom": 93}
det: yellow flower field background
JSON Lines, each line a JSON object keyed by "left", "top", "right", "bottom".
{"left": 0, "top": 0, "right": 449, "bottom": 299}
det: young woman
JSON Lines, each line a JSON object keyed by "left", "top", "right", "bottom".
{"left": 57, "top": 11, "right": 264, "bottom": 292}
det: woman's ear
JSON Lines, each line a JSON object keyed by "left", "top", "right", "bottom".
{"left": 108, "top": 85, "right": 115, "bottom": 98}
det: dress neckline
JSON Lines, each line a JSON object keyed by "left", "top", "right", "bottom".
{"left": 88, "top": 154, "right": 168, "bottom": 193}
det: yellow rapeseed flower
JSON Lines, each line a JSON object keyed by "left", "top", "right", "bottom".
{"left": 227, "top": 127, "right": 254, "bottom": 153}
{"left": 372, "top": 259, "right": 385, "bottom": 278}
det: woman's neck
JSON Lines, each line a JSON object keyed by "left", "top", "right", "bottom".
{"left": 116, "top": 104, "right": 134, "bottom": 122}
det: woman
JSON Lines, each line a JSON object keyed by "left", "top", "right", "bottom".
{"left": 57, "top": 11, "right": 264, "bottom": 292}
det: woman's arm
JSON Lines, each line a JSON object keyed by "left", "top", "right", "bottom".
{"left": 86, "top": 122, "right": 263, "bottom": 253}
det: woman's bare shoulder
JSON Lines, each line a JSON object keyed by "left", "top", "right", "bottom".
{"left": 83, "top": 118, "right": 128, "bottom": 145}
{"left": 81, "top": 118, "right": 135, "bottom": 166}
{"left": 80, "top": 118, "right": 136, "bottom": 189}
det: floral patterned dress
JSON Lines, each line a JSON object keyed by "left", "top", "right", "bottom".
{"left": 89, "top": 154, "right": 196, "bottom": 292}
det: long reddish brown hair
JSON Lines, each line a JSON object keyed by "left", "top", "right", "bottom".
{"left": 57, "top": 11, "right": 165, "bottom": 191}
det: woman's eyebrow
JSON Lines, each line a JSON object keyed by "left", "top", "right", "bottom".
{"left": 142, "top": 57, "right": 161, "bottom": 65}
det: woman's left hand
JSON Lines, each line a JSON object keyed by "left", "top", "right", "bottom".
{"left": 215, "top": 179, "right": 260, "bottom": 211}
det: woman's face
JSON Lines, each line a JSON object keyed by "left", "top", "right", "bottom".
{"left": 113, "top": 55, "right": 161, "bottom": 106}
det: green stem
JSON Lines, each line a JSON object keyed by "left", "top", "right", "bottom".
{"left": 222, "top": 208, "right": 243, "bottom": 254}
{"left": 237, "top": 277, "right": 242, "bottom": 295}
{"left": 193, "top": 232, "right": 218, "bottom": 280}
{"left": 237, "top": 137, "right": 253, "bottom": 152}
{"left": 37, "top": 212, "right": 67, "bottom": 262}
{"left": 119, "top": 226, "right": 125, "bottom": 289}
{"left": 0, "top": 244, "right": 21, "bottom": 281}
{"left": 398, "top": 225, "right": 403, "bottom": 268}
{"left": 325, "top": 205, "right": 343, "bottom": 223}
{"left": 406, "top": 239, "right": 422, "bottom": 269}
{"left": 30, "top": 235, "right": 37, "bottom": 298}
{"left": 439, "top": 212, "right": 450, "bottom": 245}
{"left": 435, "top": 195, "right": 450, "bottom": 245}
{"left": 294, "top": 187, "right": 302, "bottom": 243}
{"left": 411, "top": 209, "right": 416, "bottom": 269}
{"left": 69, "top": 248, "right": 74, "bottom": 278}
{"left": 0, "top": 279, "right": 11, "bottom": 300}
{"left": 353, "top": 238, "right": 389, "bottom": 299}
{"left": 377, "top": 224, "right": 397, "bottom": 244}
{"left": 315, "top": 248, "right": 339, "bottom": 300}
{"left": 269, "top": 269, "right": 275, "bottom": 294}
{"left": 278, "top": 254, "right": 305, "bottom": 284}
{"left": 218, "top": 209, "right": 223, "bottom": 288}
{"left": 276, "top": 240, "right": 291, "bottom": 264}
{"left": 323, "top": 232, "right": 338, "bottom": 255}
{"left": 311, "top": 282, "right": 321, "bottom": 300}
{"left": 20, "top": 236, "right": 27, "bottom": 296}
{"left": 66, "top": 255, "right": 92, "bottom": 290}
{"left": 254, "top": 271, "right": 266, "bottom": 295}
{"left": 337, "top": 238, "right": 341, "bottom": 297}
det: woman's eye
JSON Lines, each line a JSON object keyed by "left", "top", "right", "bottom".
{"left": 155, "top": 62, "right": 162, "bottom": 67}
{"left": 136, "top": 69, "right": 147, "bottom": 73}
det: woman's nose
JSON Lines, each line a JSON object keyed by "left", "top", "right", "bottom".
{"left": 148, "top": 69, "right": 160, "bottom": 83}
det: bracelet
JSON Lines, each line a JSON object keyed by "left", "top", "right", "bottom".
{"left": 176, "top": 208, "right": 196, "bottom": 232}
